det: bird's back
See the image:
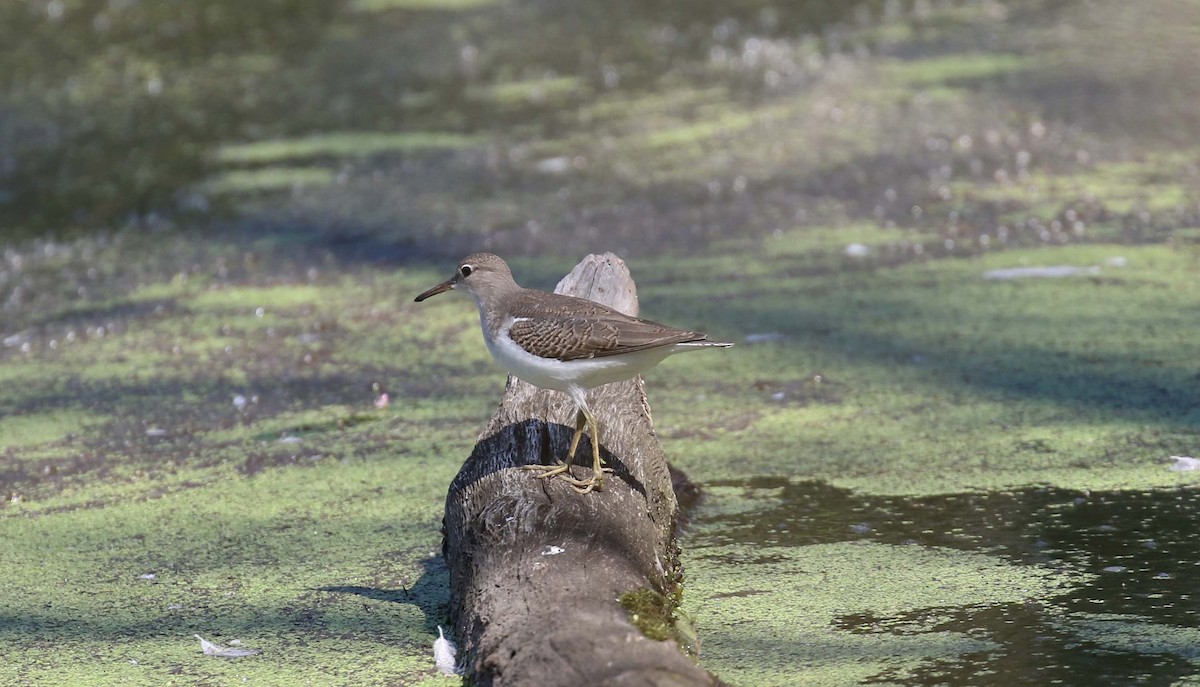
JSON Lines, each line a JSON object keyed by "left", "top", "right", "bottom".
{"left": 504, "top": 289, "right": 727, "bottom": 362}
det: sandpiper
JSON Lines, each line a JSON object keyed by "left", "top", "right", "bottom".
{"left": 414, "top": 253, "right": 732, "bottom": 493}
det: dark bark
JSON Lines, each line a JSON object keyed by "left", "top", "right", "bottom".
{"left": 443, "top": 253, "right": 722, "bottom": 687}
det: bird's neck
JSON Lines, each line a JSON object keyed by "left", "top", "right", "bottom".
{"left": 468, "top": 280, "right": 522, "bottom": 339}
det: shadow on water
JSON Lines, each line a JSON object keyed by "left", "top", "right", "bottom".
{"left": 318, "top": 554, "right": 451, "bottom": 632}
{"left": 0, "top": 553, "right": 452, "bottom": 647}
{"left": 688, "top": 478, "right": 1200, "bottom": 686}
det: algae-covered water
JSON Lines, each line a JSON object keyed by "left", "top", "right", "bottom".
{"left": 685, "top": 481, "right": 1200, "bottom": 685}
{"left": 3, "top": 1, "right": 1200, "bottom": 685}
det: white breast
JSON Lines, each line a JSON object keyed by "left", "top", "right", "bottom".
{"left": 484, "top": 317, "right": 678, "bottom": 393}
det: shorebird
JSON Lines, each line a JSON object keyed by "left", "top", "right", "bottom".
{"left": 415, "top": 253, "right": 731, "bottom": 493}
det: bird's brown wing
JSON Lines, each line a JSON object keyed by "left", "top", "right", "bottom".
{"left": 506, "top": 291, "right": 706, "bottom": 361}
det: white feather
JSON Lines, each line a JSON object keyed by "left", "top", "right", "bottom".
{"left": 194, "top": 634, "right": 260, "bottom": 658}
{"left": 1169, "top": 456, "right": 1200, "bottom": 472}
{"left": 433, "top": 625, "right": 459, "bottom": 676}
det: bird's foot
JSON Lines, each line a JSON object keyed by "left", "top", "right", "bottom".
{"left": 561, "top": 465, "right": 615, "bottom": 494}
{"left": 562, "top": 465, "right": 614, "bottom": 494}
{"left": 523, "top": 462, "right": 614, "bottom": 493}
{"left": 523, "top": 462, "right": 573, "bottom": 480}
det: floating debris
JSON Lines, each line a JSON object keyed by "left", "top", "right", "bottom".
{"left": 540, "top": 545, "right": 565, "bottom": 556}
{"left": 1168, "top": 456, "right": 1200, "bottom": 472}
{"left": 844, "top": 243, "right": 870, "bottom": 257}
{"left": 138, "top": 573, "right": 156, "bottom": 580}
{"left": 145, "top": 427, "right": 168, "bottom": 437}
{"left": 232, "top": 394, "right": 248, "bottom": 410}
{"left": 433, "top": 626, "right": 459, "bottom": 676}
{"left": 2, "top": 332, "right": 30, "bottom": 348}
{"left": 195, "top": 634, "right": 260, "bottom": 658}
{"left": 534, "top": 156, "right": 571, "bottom": 174}
{"left": 983, "top": 265, "right": 1100, "bottom": 280}
{"left": 744, "top": 332, "right": 785, "bottom": 344}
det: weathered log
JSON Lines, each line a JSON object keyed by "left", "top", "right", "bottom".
{"left": 443, "top": 253, "right": 723, "bottom": 687}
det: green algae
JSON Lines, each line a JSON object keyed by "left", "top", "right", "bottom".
{"left": 350, "top": 0, "right": 497, "bottom": 10}
{"left": 620, "top": 588, "right": 677, "bottom": 642}
{"left": 7, "top": 233, "right": 1200, "bottom": 681}
{"left": 951, "top": 155, "right": 1197, "bottom": 218}
{"left": 4, "top": 0, "right": 1200, "bottom": 684}
{"left": 0, "top": 410, "right": 103, "bottom": 451}
{"left": 0, "top": 259, "right": 490, "bottom": 518}
{"left": 186, "top": 284, "right": 333, "bottom": 312}
{"left": 682, "top": 539, "right": 1076, "bottom": 686}
{"left": 637, "top": 242, "right": 1200, "bottom": 496}
{"left": 619, "top": 586, "right": 699, "bottom": 656}
{"left": 215, "top": 132, "right": 483, "bottom": 165}
{"left": 470, "top": 76, "right": 586, "bottom": 107}
{"left": 0, "top": 450, "right": 459, "bottom": 686}
{"left": 203, "top": 166, "right": 337, "bottom": 195}
{"left": 642, "top": 110, "right": 762, "bottom": 150}
{"left": 877, "top": 54, "right": 1032, "bottom": 87}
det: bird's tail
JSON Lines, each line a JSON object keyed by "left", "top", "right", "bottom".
{"left": 677, "top": 338, "right": 734, "bottom": 349}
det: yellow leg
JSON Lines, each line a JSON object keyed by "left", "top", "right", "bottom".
{"left": 523, "top": 408, "right": 611, "bottom": 493}
{"left": 563, "top": 407, "right": 612, "bottom": 494}
{"left": 584, "top": 408, "right": 606, "bottom": 492}
{"left": 567, "top": 409, "right": 586, "bottom": 466}
{"left": 524, "top": 410, "right": 587, "bottom": 480}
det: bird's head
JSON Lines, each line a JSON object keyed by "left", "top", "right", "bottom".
{"left": 414, "top": 252, "right": 515, "bottom": 302}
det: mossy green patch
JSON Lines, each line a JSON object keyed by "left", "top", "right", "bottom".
{"left": 187, "top": 284, "right": 330, "bottom": 312}
{"left": 215, "top": 131, "right": 483, "bottom": 165}
{"left": 350, "top": 0, "right": 496, "bottom": 10}
{"left": 642, "top": 110, "right": 761, "bottom": 150}
{"left": 203, "top": 166, "right": 336, "bottom": 194}
{"left": 470, "top": 76, "right": 585, "bottom": 106}
{"left": 0, "top": 410, "right": 102, "bottom": 450}
{"left": 620, "top": 588, "right": 674, "bottom": 641}
{"left": 619, "top": 586, "right": 696, "bottom": 654}
{"left": 0, "top": 449, "right": 459, "bottom": 685}
{"left": 683, "top": 539, "right": 1077, "bottom": 686}
{"left": 578, "top": 87, "right": 729, "bottom": 125}
{"left": 955, "top": 154, "right": 1197, "bottom": 217}
{"left": 878, "top": 54, "right": 1031, "bottom": 87}
{"left": 638, "top": 243, "right": 1200, "bottom": 496}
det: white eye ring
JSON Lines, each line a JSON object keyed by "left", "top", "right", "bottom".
{"left": 459, "top": 264, "right": 473, "bottom": 277}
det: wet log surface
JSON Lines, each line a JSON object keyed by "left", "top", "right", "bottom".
{"left": 443, "top": 253, "right": 722, "bottom": 687}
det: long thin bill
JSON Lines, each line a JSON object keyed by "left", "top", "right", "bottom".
{"left": 414, "top": 279, "right": 455, "bottom": 302}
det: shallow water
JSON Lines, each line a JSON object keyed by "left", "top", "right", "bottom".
{"left": 687, "top": 479, "right": 1200, "bottom": 685}
{"left": 0, "top": 0, "right": 871, "bottom": 236}
{"left": 5, "top": 0, "right": 1200, "bottom": 684}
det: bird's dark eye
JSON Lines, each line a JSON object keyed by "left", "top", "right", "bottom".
{"left": 459, "top": 264, "right": 473, "bottom": 277}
